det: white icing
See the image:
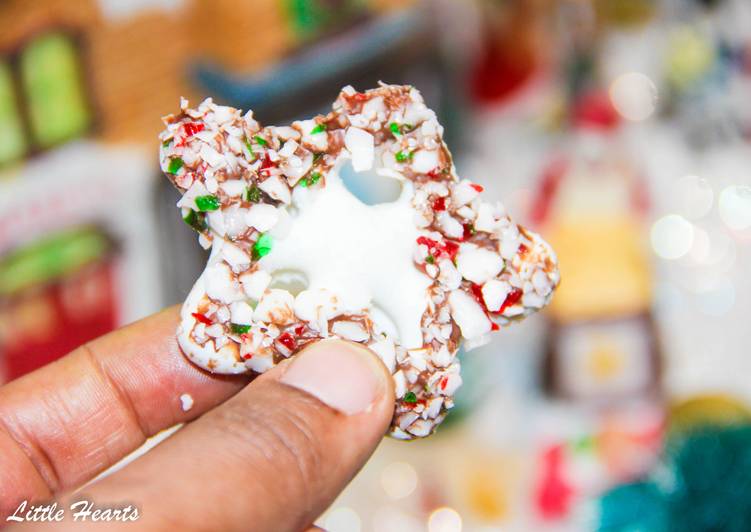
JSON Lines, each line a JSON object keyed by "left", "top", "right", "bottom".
{"left": 261, "top": 160, "right": 431, "bottom": 349}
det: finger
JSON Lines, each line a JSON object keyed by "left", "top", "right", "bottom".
{"left": 0, "top": 306, "right": 250, "bottom": 514}
{"left": 79, "top": 339, "right": 394, "bottom": 531}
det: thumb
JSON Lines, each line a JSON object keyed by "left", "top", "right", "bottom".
{"left": 71, "top": 339, "right": 394, "bottom": 531}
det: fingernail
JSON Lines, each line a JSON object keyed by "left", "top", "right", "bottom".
{"left": 281, "top": 339, "right": 386, "bottom": 415}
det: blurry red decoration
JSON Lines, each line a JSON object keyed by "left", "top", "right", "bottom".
{"left": 536, "top": 444, "right": 574, "bottom": 520}
{"left": 572, "top": 90, "right": 621, "bottom": 131}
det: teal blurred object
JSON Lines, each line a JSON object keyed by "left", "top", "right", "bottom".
{"left": 598, "top": 482, "right": 667, "bottom": 532}
{"left": 598, "top": 424, "right": 751, "bottom": 532}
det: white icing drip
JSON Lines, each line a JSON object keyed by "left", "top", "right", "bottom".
{"left": 261, "top": 161, "right": 431, "bottom": 348}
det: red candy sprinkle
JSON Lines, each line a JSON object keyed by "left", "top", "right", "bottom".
{"left": 294, "top": 324, "right": 305, "bottom": 336}
{"left": 469, "top": 283, "right": 484, "bottom": 304}
{"left": 184, "top": 122, "right": 204, "bottom": 137}
{"left": 427, "top": 168, "right": 441, "bottom": 180}
{"left": 469, "top": 283, "right": 502, "bottom": 330}
{"left": 462, "top": 224, "right": 474, "bottom": 241}
{"left": 242, "top": 354, "right": 253, "bottom": 360}
{"left": 443, "top": 240, "right": 459, "bottom": 259}
{"left": 470, "top": 183, "right": 484, "bottom": 193}
{"left": 498, "top": 288, "right": 523, "bottom": 314}
{"left": 259, "top": 153, "right": 276, "bottom": 175}
{"left": 440, "top": 376, "right": 448, "bottom": 390}
{"left": 417, "top": 237, "right": 460, "bottom": 261}
{"left": 519, "top": 244, "right": 529, "bottom": 256}
{"left": 432, "top": 197, "right": 446, "bottom": 211}
{"left": 191, "top": 312, "right": 212, "bottom": 325}
{"left": 277, "top": 332, "right": 296, "bottom": 351}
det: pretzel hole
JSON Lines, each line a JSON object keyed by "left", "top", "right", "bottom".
{"left": 339, "top": 160, "right": 402, "bottom": 206}
{"left": 268, "top": 269, "right": 308, "bottom": 296}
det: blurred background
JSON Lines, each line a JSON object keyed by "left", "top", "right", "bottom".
{"left": 3, "top": 0, "right": 751, "bottom": 530}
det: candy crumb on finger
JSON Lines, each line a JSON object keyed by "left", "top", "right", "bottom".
{"left": 180, "top": 393, "right": 194, "bottom": 412}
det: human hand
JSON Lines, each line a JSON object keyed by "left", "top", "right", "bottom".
{"left": 0, "top": 307, "right": 394, "bottom": 530}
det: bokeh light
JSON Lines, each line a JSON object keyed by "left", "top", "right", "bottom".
{"left": 718, "top": 185, "right": 751, "bottom": 231}
{"left": 380, "top": 461, "right": 418, "bottom": 500}
{"left": 688, "top": 224, "right": 736, "bottom": 269}
{"left": 428, "top": 507, "right": 462, "bottom": 532}
{"left": 651, "top": 214, "right": 694, "bottom": 260}
{"left": 324, "top": 507, "right": 361, "bottom": 532}
{"left": 609, "top": 72, "right": 658, "bottom": 122}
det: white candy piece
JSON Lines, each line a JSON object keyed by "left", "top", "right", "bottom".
{"left": 481, "top": 279, "right": 510, "bottom": 312}
{"left": 229, "top": 301, "right": 255, "bottom": 325}
{"left": 245, "top": 204, "right": 279, "bottom": 232}
{"left": 239, "top": 269, "right": 271, "bottom": 300}
{"left": 344, "top": 127, "right": 375, "bottom": 172}
{"left": 205, "top": 262, "right": 241, "bottom": 304}
{"left": 331, "top": 321, "right": 369, "bottom": 342}
{"left": 456, "top": 244, "right": 504, "bottom": 285}
{"left": 254, "top": 289, "right": 295, "bottom": 325}
{"left": 448, "top": 290, "right": 491, "bottom": 339}
{"left": 259, "top": 175, "right": 291, "bottom": 204}
{"left": 180, "top": 393, "right": 194, "bottom": 412}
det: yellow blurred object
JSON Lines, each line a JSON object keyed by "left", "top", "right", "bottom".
{"left": 665, "top": 26, "right": 714, "bottom": 89}
{"left": 465, "top": 467, "right": 509, "bottom": 521}
{"left": 669, "top": 395, "right": 751, "bottom": 434}
{"left": 547, "top": 216, "right": 652, "bottom": 322}
{"left": 587, "top": 335, "right": 626, "bottom": 381}
{"left": 594, "top": 0, "right": 657, "bottom": 28}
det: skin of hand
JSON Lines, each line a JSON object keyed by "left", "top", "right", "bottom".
{"left": 0, "top": 306, "right": 395, "bottom": 531}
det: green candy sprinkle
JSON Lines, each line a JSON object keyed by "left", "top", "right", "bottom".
{"left": 310, "top": 123, "right": 326, "bottom": 134}
{"left": 230, "top": 323, "right": 251, "bottom": 334}
{"left": 162, "top": 139, "right": 171, "bottom": 148}
{"left": 298, "top": 172, "right": 322, "bottom": 188}
{"left": 195, "top": 194, "right": 220, "bottom": 212}
{"left": 253, "top": 135, "right": 268, "bottom": 146}
{"left": 395, "top": 150, "right": 413, "bottom": 163}
{"left": 403, "top": 392, "right": 417, "bottom": 403}
{"left": 167, "top": 157, "right": 184, "bottom": 174}
{"left": 252, "top": 233, "right": 273, "bottom": 260}
{"left": 389, "top": 122, "right": 401, "bottom": 136}
{"left": 244, "top": 137, "right": 257, "bottom": 159}
{"left": 182, "top": 209, "right": 207, "bottom": 232}
{"left": 426, "top": 255, "right": 435, "bottom": 264}
{"left": 245, "top": 184, "right": 261, "bottom": 203}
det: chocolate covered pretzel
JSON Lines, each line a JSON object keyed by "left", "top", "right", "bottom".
{"left": 159, "top": 84, "right": 559, "bottom": 439}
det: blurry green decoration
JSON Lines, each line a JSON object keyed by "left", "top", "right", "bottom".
{"left": 0, "top": 227, "right": 110, "bottom": 297}
{"left": 285, "top": 0, "right": 367, "bottom": 40}
{"left": 0, "top": 62, "right": 27, "bottom": 166}
{"left": 595, "top": 0, "right": 656, "bottom": 28}
{"left": 665, "top": 27, "right": 715, "bottom": 90}
{"left": 19, "top": 32, "right": 92, "bottom": 149}
{"left": 598, "top": 481, "right": 667, "bottom": 531}
{"left": 598, "top": 395, "right": 751, "bottom": 532}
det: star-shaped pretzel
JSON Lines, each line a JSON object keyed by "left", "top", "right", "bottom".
{"left": 159, "top": 84, "right": 560, "bottom": 439}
